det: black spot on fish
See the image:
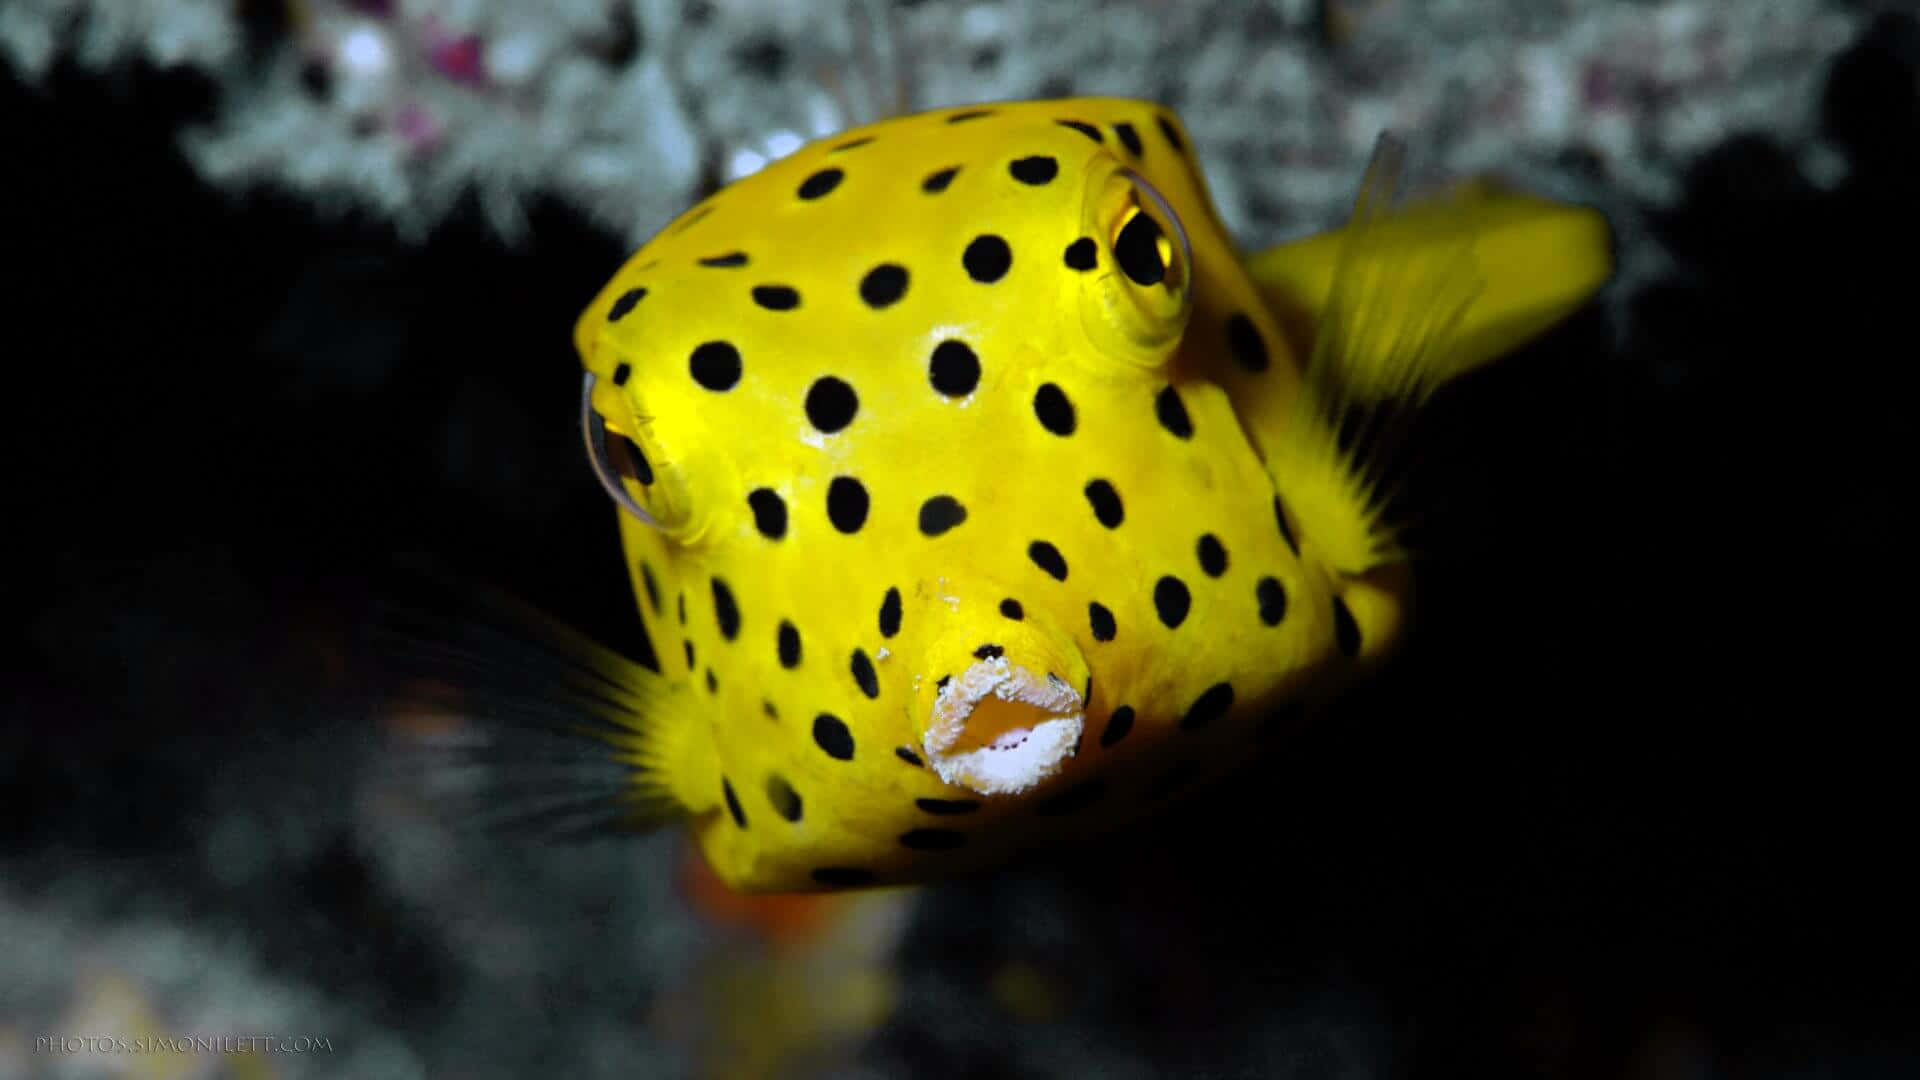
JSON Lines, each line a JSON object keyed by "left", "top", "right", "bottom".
{"left": 1088, "top": 601, "right": 1116, "bottom": 642}
{"left": 1033, "top": 383, "right": 1076, "bottom": 435}
{"left": 689, "top": 341, "right": 742, "bottom": 391}
{"left": 607, "top": 287, "right": 645, "bottom": 321}
{"left": 1273, "top": 494, "right": 1299, "bottom": 556}
{"left": 947, "top": 109, "right": 994, "bottom": 123}
{"left": 752, "top": 284, "right": 800, "bottom": 310}
{"left": 1197, "top": 534, "right": 1227, "bottom": 577}
{"left": 919, "top": 495, "right": 969, "bottom": 536}
{"left": 677, "top": 593, "right": 686, "bottom": 625}
{"left": 828, "top": 476, "right": 869, "bottom": 533}
{"left": 1064, "top": 237, "right": 1097, "bottom": 271}
{"left": 1101, "top": 705, "right": 1135, "bottom": 747}
{"left": 915, "top": 798, "right": 980, "bottom": 815}
{"left": 860, "top": 263, "right": 909, "bottom": 308}
{"left": 895, "top": 746, "right": 923, "bottom": 767}
{"left": 766, "top": 775, "right": 803, "bottom": 822}
{"left": 1257, "top": 577, "right": 1287, "bottom": 625}
{"left": 1113, "top": 121, "right": 1144, "bottom": 157}
{"left": 1114, "top": 212, "right": 1165, "bottom": 286}
{"left": 1056, "top": 119, "right": 1103, "bottom": 143}
{"left": 1226, "top": 313, "right": 1269, "bottom": 373}
{"left": 610, "top": 362, "right": 631, "bottom": 387}
{"left": 999, "top": 598, "right": 1024, "bottom": 620}
{"left": 922, "top": 166, "right": 960, "bottom": 193}
{"left": 963, "top": 234, "right": 1013, "bottom": 283}
{"left": 640, "top": 563, "right": 661, "bottom": 615}
{"left": 777, "top": 620, "right": 801, "bottom": 668}
{"left": 832, "top": 136, "right": 874, "bottom": 152}
{"left": 811, "top": 867, "right": 874, "bottom": 887}
{"left": 748, "top": 488, "right": 787, "bottom": 539}
{"left": 798, "top": 168, "right": 844, "bottom": 199}
{"left": 805, "top": 376, "right": 859, "bottom": 433}
{"left": 850, "top": 648, "right": 880, "bottom": 699}
{"left": 705, "top": 669, "right": 718, "bottom": 694}
{"left": 711, "top": 577, "right": 740, "bottom": 640}
{"left": 1182, "top": 682, "right": 1234, "bottom": 730}
{"left": 973, "top": 643, "right": 1004, "bottom": 660}
{"left": 929, "top": 339, "right": 980, "bottom": 397}
{"left": 899, "top": 828, "right": 967, "bottom": 850}
{"left": 813, "top": 714, "right": 855, "bottom": 761}
{"left": 1029, "top": 541, "right": 1068, "bottom": 581}
{"left": 1333, "top": 596, "right": 1361, "bottom": 657}
{"left": 683, "top": 640, "right": 695, "bottom": 670}
{"left": 1157, "top": 385, "right": 1193, "bottom": 438}
{"left": 1036, "top": 777, "right": 1106, "bottom": 815}
{"left": 699, "top": 251, "right": 748, "bottom": 267}
{"left": 1009, "top": 155, "right": 1059, "bottom": 185}
{"left": 1084, "top": 479, "right": 1124, "bottom": 528}
{"left": 723, "top": 778, "right": 747, "bottom": 827}
{"left": 1154, "top": 576, "right": 1191, "bottom": 629}
{"left": 1157, "top": 113, "right": 1185, "bottom": 153}
{"left": 879, "top": 586, "right": 902, "bottom": 638}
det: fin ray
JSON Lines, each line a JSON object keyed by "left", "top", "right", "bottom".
{"left": 1257, "top": 133, "right": 1612, "bottom": 574}
{"left": 365, "top": 563, "right": 693, "bottom": 841}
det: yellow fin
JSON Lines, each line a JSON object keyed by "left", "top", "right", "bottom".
{"left": 1256, "top": 135, "right": 1612, "bottom": 576}
{"left": 1248, "top": 151, "right": 1614, "bottom": 387}
{"left": 367, "top": 563, "right": 702, "bottom": 838}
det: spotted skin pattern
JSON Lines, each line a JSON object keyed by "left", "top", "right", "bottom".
{"left": 570, "top": 98, "right": 1602, "bottom": 893}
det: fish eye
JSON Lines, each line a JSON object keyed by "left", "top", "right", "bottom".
{"left": 1110, "top": 171, "right": 1193, "bottom": 305}
{"left": 1079, "top": 168, "right": 1194, "bottom": 359}
{"left": 581, "top": 372, "right": 660, "bottom": 527}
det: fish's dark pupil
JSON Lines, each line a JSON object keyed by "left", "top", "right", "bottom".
{"left": 619, "top": 436, "right": 653, "bottom": 485}
{"left": 1114, "top": 211, "right": 1166, "bottom": 286}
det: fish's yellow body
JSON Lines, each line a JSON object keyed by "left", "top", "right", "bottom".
{"left": 564, "top": 98, "right": 1611, "bottom": 892}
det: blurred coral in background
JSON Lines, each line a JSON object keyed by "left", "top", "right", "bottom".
{"left": 0, "top": 0, "right": 1860, "bottom": 246}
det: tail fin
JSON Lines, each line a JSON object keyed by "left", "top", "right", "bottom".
{"left": 365, "top": 563, "right": 695, "bottom": 840}
{"left": 1253, "top": 135, "right": 1612, "bottom": 575}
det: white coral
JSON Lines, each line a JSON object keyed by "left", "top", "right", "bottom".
{"left": 0, "top": 0, "right": 1870, "bottom": 248}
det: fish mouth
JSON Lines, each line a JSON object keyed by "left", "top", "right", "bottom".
{"left": 922, "top": 655, "right": 1083, "bottom": 797}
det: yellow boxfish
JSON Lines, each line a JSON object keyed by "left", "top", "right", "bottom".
{"left": 414, "top": 97, "right": 1609, "bottom": 894}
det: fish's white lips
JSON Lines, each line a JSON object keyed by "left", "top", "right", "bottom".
{"left": 922, "top": 656, "right": 1083, "bottom": 796}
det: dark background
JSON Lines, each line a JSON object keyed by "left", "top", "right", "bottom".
{"left": 5, "top": 10, "right": 1916, "bottom": 1079}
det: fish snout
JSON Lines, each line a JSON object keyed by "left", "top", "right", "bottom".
{"left": 912, "top": 615, "right": 1089, "bottom": 798}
